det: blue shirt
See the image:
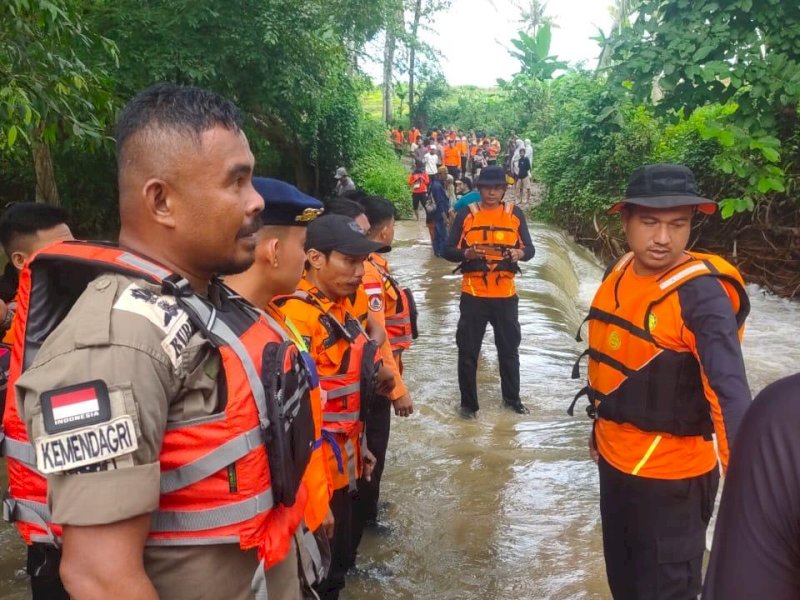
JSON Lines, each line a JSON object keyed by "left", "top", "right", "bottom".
{"left": 453, "top": 190, "right": 480, "bottom": 212}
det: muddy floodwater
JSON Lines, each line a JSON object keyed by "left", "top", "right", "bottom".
{"left": 2, "top": 219, "right": 799, "bottom": 599}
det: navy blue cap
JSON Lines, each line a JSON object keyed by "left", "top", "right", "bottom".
{"left": 253, "top": 177, "right": 324, "bottom": 226}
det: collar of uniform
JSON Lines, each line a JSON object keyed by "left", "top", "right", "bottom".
{"left": 369, "top": 252, "right": 388, "bottom": 270}
{"left": 297, "top": 278, "right": 330, "bottom": 304}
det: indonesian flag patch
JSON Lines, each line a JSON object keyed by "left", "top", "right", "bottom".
{"left": 41, "top": 380, "right": 112, "bottom": 435}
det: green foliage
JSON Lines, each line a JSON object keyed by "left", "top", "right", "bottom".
{"left": 507, "top": 24, "right": 568, "bottom": 81}
{"left": 0, "top": 0, "right": 117, "bottom": 150}
{"left": 606, "top": 0, "right": 800, "bottom": 215}
{"left": 350, "top": 118, "right": 412, "bottom": 217}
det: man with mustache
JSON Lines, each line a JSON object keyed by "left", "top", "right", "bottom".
{"left": 13, "top": 84, "right": 313, "bottom": 599}
{"left": 571, "top": 164, "right": 751, "bottom": 599}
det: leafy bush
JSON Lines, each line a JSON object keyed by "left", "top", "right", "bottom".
{"left": 350, "top": 117, "right": 412, "bottom": 217}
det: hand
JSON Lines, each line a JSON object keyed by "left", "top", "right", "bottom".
{"left": 588, "top": 431, "right": 599, "bottom": 464}
{"left": 505, "top": 248, "right": 523, "bottom": 262}
{"left": 393, "top": 392, "right": 414, "bottom": 417}
{"left": 322, "top": 508, "right": 335, "bottom": 540}
{"left": 376, "top": 366, "right": 395, "bottom": 395}
{"left": 362, "top": 448, "right": 377, "bottom": 482}
{"left": 464, "top": 246, "right": 485, "bottom": 261}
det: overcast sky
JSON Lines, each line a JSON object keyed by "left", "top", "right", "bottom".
{"left": 364, "top": 0, "right": 615, "bottom": 87}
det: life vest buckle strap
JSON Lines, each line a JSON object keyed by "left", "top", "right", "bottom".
{"left": 1, "top": 436, "right": 38, "bottom": 468}
{"left": 2, "top": 497, "right": 59, "bottom": 546}
{"left": 571, "top": 349, "right": 589, "bottom": 380}
{"left": 161, "top": 274, "right": 194, "bottom": 298}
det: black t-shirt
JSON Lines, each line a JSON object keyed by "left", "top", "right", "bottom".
{"left": 703, "top": 373, "right": 800, "bottom": 599}
{"left": 518, "top": 157, "right": 531, "bottom": 179}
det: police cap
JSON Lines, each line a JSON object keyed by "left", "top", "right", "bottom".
{"left": 253, "top": 177, "right": 324, "bottom": 226}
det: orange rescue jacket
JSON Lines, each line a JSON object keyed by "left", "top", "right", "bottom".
{"left": 570, "top": 251, "right": 749, "bottom": 477}
{"left": 274, "top": 284, "right": 381, "bottom": 491}
{"left": 368, "top": 254, "right": 415, "bottom": 352}
{"left": 2, "top": 242, "right": 313, "bottom": 568}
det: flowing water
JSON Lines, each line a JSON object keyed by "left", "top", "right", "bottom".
{"left": 1, "top": 219, "right": 799, "bottom": 599}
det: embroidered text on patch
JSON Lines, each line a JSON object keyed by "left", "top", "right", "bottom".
{"left": 35, "top": 416, "right": 138, "bottom": 474}
{"left": 41, "top": 380, "right": 111, "bottom": 435}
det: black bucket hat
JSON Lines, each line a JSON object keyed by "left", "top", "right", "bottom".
{"left": 476, "top": 165, "right": 507, "bottom": 187}
{"left": 609, "top": 164, "right": 717, "bottom": 215}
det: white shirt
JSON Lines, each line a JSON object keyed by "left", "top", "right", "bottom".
{"left": 424, "top": 153, "right": 439, "bottom": 175}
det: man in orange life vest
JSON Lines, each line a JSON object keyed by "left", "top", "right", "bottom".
{"left": 570, "top": 164, "right": 752, "bottom": 599}
{"left": 352, "top": 195, "right": 415, "bottom": 552}
{"left": 13, "top": 84, "right": 316, "bottom": 599}
{"left": 224, "top": 177, "right": 334, "bottom": 583}
{"left": 443, "top": 165, "right": 535, "bottom": 417}
{"left": 0, "top": 203, "right": 73, "bottom": 600}
{"left": 275, "top": 213, "right": 392, "bottom": 600}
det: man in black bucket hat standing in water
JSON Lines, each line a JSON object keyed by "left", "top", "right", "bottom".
{"left": 444, "top": 165, "right": 535, "bottom": 418}
{"left": 570, "top": 163, "right": 752, "bottom": 599}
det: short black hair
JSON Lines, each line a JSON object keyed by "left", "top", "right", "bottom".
{"left": 0, "top": 203, "right": 68, "bottom": 254}
{"left": 358, "top": 196, "right": 396, "bottom": 230}
{"left": 325, "top": 197, "right": 365, "bottom": 219}
{"left": 115, "top": 83, "right": 243, "bottom": 166}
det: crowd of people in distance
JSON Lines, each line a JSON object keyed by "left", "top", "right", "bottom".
{"left": 395, "top": 127, "right": 535, "bottom": 257}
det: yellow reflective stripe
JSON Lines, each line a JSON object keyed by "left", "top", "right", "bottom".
{"left": 631, "top": 435, "right": 663, "bottom": 476}
{"left": 283, "top": 316, "right": 308, "bottom": 352}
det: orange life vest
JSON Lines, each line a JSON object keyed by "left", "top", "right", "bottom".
{"left": 458, "top": 202, "right": 521, "bottom": 270}
{"left": 264, "top": 303, "right": 330, "bottom": 534}
{"left": 392, "top": 130, "right": 404, "bottom": 145}
{"left": 368, "top": 254, "right": 416, "bottom": 352}
{"left": 2, "top": 242, "right": 314, "bottom": 568}
{"left": 274, "top": 289, "right": 381, "bottom": 490}
{"left": 569, "top": 251, "right": 749, "bottom": 437}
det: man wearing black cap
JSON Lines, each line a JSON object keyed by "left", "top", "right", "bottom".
{"left": 225, "top": 178, "right": 332, "bottom": 593}
{"left": 275, "top": 214, "right": 392, "bottom": 600}
{"left": 571, "top": 164, "right": 751, "bottom": 599}
{"left": 444, "top": 165, "right": 535, "bottom": 417}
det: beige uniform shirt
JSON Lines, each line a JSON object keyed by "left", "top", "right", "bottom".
{"left": 16, "top": 273, "right": 259, "bottom": 600}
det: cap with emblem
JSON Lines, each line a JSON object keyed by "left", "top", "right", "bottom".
{"left": 305, "top": 214, "right": 390, "bottom": 256}
{"left": 253, "top": 177, "right": 324, "bottom": 226}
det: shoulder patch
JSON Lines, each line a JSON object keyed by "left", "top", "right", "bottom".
{"left": 114, "top": 283, "right": 192, "bottom": 367}
{"left": 368, "top": 294, "right": 384, "bottom": 312}
{"left": 114, "top": 283, "right": 188, "bottom": 332}
{"left": 35, "top": 416, "right": 138, "bottom": 475}
{"left": 41, "top": 381, "right": 111, "bottom": 435}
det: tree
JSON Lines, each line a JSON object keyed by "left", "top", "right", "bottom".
{"left": 517, "top": 0, "right": 556, "bottom": 36}
{"left": 507, "top": 24, "right": 568, "bottom": 80}
{"left": 608, "top": 0, "right": 800, "bottom": 216}
{"left": 382, "top": 0, "right": 405, "bottom": 123}
{"left": 406, "top": 0, "right": 451, "bottom": 126}
{"left": 0, "top": 0, "right": 117, "bottom": 205}
{"left": 91, "top": 0, "right": 381, "bottom": 194}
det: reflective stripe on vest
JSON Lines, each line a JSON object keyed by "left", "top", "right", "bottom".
{"left": 571, "top": 251, "right": 749, "bottom": 436}
{"left": 4, "top": 242, "right": 309, "bottom": 561}
{"left": 150, "top": 488, "right": 275, "bottom": 533}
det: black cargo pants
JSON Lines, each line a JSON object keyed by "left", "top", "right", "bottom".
{"left": 599, "top": 456, "right": 720, "bottom": 600}
{"left": 455, "top": 293, "right": 521, "bottom": 411}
